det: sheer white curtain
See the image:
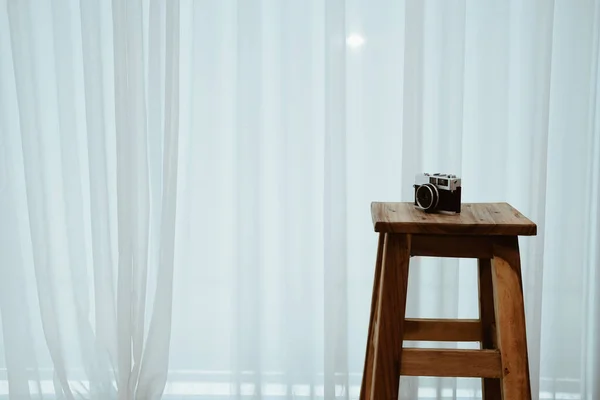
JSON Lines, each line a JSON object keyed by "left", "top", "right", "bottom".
{"left": 0, "top": 0, "right": 599, "bottom": 399}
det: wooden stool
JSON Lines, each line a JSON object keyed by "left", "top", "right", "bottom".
{"left": 359, "top": 202, "right": 537, "bottom": 400}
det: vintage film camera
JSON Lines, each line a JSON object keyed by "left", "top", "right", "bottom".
{"left": 413, "top": 173, "right": 462, "bottom": 213}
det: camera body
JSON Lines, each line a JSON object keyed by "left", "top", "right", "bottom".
{"left": 413, "top": 173, "right": 462, "bottom": 213}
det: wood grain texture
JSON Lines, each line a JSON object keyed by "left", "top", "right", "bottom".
{"left": 411, "top": 234, "right": 494, "bottom": 258}
{"left": 360, "top": 233, "right": 384, "bottom": 400}
{"left": 400, "top": 349, "right": 502, "bottom": 378}
{"left": 368, "top": 234, "right": 410, "bottom": 400}
{"left": 403, "top": 318, "right": 481, "bottom": 342}
{"left": 371, "top": 202, "right": 537, "bottom": 236}
{"left": 492, "top": 237, "right": 532, "bottom": 400}
{"left": 478, "top": 258, "right": 501, "bottom": 400}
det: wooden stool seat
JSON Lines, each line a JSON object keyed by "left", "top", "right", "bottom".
{"left": 371, "top": 202, "right": 536, "bottom": 236}
{"left": 360, "top": 202, "right": 537, "bottom": 400}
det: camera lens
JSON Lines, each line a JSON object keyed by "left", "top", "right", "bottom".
{"left": 416, "top": 183, "right": 439, "bottom": 211}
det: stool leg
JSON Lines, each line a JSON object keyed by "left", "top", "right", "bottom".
{"left": 478, "top": 258, "right": 501, "bottom": 400}
{"left": 492, "top": 237, "right": 532, "bottom": 400}
{"left": 368, "top": 233, "right": 410, "bottom": 400}
{"left": 360, "top": 233, "right": 385, "bottom": 400}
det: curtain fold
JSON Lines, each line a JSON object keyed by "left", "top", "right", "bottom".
{"left": 324, "top": 0, "right": 347, "bottom": 398}
{"left": 1, "top": 0, "right": 599, "bottom": 399}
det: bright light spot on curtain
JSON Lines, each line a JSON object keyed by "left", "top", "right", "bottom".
{"left": 346, "top": 34, "right": 365, "bottom": 48}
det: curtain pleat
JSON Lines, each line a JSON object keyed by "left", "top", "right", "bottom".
{"left": 7, "top": 2, "right": 74, "bottom": 397}
{"left": 323, "top": 0, "right": 347, "bottom": 397}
